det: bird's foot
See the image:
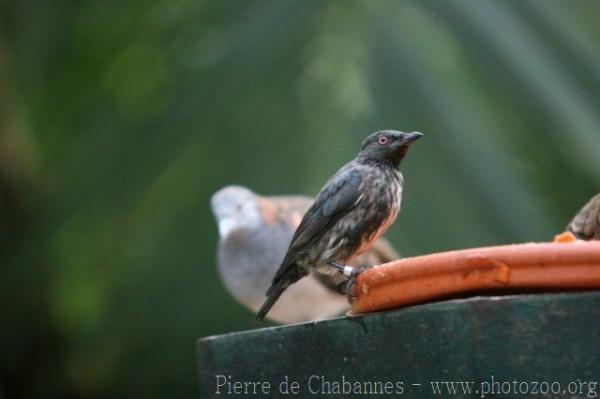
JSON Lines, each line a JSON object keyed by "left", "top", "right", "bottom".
{"left": 336, "top": 279, "right": 353, "bottom": 296}
{"left": 329, "top": 262, "right": 367, "bottom": 297}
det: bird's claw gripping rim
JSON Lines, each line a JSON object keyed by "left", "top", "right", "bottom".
{"left": 341, "top": 269, "right": 366, "bottom": 297}
{"left": 329, "top": 262, "right": 367, "bottom": 297}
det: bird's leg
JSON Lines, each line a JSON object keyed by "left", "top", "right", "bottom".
{"left": 328, "top": 261, "right": 367, "bottom": 297}
{"left": 328, "top": 261, "right": 363, "bottom": 277}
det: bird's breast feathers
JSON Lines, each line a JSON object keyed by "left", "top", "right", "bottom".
{"left": 327, "top": 165, "right": 403, "bottom": 262}
{"left": 354, "top": 171, "right": 402, "bottom": 257}
{"left": 359, "top": 165, "right": 403, "bottom": 209}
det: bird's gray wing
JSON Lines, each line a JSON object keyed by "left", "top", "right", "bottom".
{"left": 568, "top": 193, "right": 600, "bottom": 240}
{"left": 271, "top": 167, "right": 363, "bottom": 283}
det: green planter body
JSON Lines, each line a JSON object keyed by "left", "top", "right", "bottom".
{"left": 197, "top": 292, "right": 600, "bottom": 398}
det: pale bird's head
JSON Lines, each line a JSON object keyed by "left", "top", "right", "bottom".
{"left": 210, "top": 185, "right": 262, "bottom": 239}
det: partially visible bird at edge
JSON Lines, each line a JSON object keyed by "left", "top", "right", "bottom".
{"left": 567, "top": 193, "right": 600, "bottom": 241}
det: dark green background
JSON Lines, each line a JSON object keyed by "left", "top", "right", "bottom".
{"left": 0, "top": 0, "right": 599, "bottom": 398}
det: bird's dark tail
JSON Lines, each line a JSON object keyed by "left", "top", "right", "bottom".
{"left": 254, "top": 279, "right": 288, "bottom": 322}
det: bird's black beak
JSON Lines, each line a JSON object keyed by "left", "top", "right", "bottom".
{"left": 398, "top": 131, "right": 423, "bottom": 146}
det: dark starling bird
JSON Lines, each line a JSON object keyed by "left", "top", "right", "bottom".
{"left": 255, "top": 130, "right": 423, "bottom": 322}
{"left": 567, "top": 193, "right": 600, "bottom": 240}
{"left": 210, "top": 185, "right": 399, "bottom": 323}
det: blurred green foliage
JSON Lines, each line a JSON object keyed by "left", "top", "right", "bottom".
{"left": 0, "top": 0, "right": 599, "bottom": 398}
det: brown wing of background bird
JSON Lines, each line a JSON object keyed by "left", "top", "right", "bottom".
{"left": 567, "top": 193, "right": 600, "bottom": 240}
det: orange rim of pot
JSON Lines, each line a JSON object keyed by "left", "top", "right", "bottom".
{"left": 351, "top": 235, "right": 600, "bottom": 315}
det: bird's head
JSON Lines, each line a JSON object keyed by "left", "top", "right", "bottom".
{"left": 358, "top": 130, "right": 423, "bottom": 168}
{"left": 210, "top": 185, "right": 261, "bottom": 239}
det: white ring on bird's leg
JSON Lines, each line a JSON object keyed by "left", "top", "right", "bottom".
{"left": 343, "top": 266, "right": 354, "bottom": 277}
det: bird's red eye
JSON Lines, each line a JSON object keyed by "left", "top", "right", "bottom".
{"left": 378, "top": 136, "right": 388, "bottom": 145}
